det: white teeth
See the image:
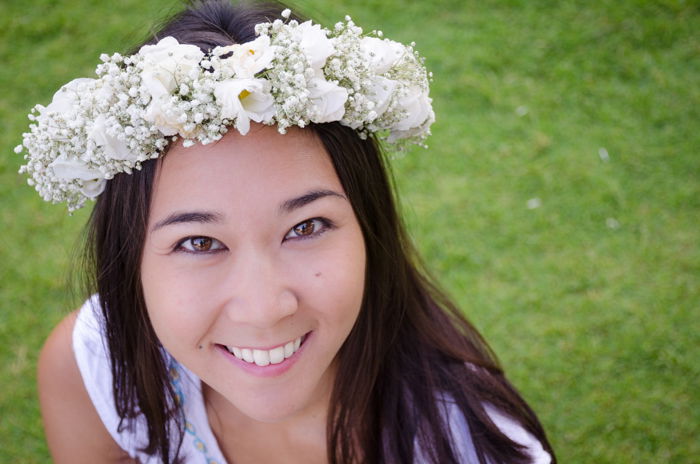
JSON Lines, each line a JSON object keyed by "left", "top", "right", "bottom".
{"left": 283, "top": 341, "right": 294, "bottom": 358}
{"left": 269, "top": 346, "right": 285, "bottom": 364}
{"left": 227, "top": 335, "right": 305, "bottom": 366}
{"left": 253, "top": 349, "right": 270, "bottom": 367}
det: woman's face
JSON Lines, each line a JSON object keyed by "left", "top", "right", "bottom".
{"left": 141, "top": 124, "right": 366, "bottom": 423}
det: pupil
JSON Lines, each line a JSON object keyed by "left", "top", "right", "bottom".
{"left": 192, "top": 237, "right": 211, "bottom": 250}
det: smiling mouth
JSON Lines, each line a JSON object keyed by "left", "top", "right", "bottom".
{"left": 221, "top": 334, "right": 307, "bottom": 367}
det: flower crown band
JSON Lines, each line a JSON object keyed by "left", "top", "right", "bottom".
{"left": 14, "top": 10, "right": 434, "bottom": 211}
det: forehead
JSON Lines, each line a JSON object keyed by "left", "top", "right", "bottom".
{"left": 149, "top": 125, "right": 341, "bottom": 215}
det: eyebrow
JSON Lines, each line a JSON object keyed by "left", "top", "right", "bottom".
{"left": 151, "top": 211, "right": 222, "bottom": 232}
{"left": 279, "top": 189, "right": 346, "bottom": 214}
{"left": 151, "top": 190, "right": 346, "bottom": 232}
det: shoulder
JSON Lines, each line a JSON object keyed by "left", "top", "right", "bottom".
{"left": 38, "top": 304, "right": 135, "bottom": 463}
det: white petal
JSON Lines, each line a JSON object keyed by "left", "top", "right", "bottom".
{"left": 235, "top": 112, "right": 251, "bottom": 135}
{"left": 241, "top": 89, "right": 274, "bottom": 122}
{"left": 297, "top": 21, "right": 334, "bottom": 70}
{"left": 394, "top": 87, "right": 432, "bottom": 131}
{"left": 44, "top": 78, "right": 94, "bottom": 114}
{"left": 49, "top": 155, "right": 102, "bottom": 181}
{"left": 308, "top": 77, "right": 347, "bottom": 123}
{"left": 80, "top": 178, "right": 106, "bottom": 198}
{"left": 360, "top": 38, "right": 405, "bottom": 74}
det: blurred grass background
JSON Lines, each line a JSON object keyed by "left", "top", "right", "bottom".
{"left": 1, "top": 0, "right": 698, "bottom": 462}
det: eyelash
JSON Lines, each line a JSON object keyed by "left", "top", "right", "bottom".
{"left": 173, "top": 217, "right": 334, "bottom": 254}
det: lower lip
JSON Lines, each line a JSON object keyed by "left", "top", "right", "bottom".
{"left": 216, "top": 332, "right": 311, "bottom": 378}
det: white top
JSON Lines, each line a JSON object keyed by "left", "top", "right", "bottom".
{"left": 73, "top": 296, "right": 551, "bottom": 463}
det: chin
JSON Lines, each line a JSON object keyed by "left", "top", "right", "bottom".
{"left": 221, "top": 368, "right": 334, "bottom": 424}
{"left": 234, "top": 392, "right": 311, "bottom": 424}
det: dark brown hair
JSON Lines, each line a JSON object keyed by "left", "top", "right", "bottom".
{"left": 84, "top": 1, "right": 556, "bottom": 462}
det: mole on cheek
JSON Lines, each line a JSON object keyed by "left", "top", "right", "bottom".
{"left": 315, "top": 272, "right": 322, "bottom": 277}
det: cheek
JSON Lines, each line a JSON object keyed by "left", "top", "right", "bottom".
{"left": 140, "top": 256, "right": 216, "bottom": 348}
{"left": 305, "top": 237, "right": 366, "bottom": 328}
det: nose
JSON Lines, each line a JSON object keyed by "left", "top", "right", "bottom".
{"left": 222, "top": 247, "right": 298, "bottom": 329}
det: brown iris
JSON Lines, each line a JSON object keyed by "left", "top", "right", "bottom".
{"left": 190, "top": 237, "right": 213, "bottom": 251}
{"left": 293, "top": 220, "right": 316, "bottom": 237}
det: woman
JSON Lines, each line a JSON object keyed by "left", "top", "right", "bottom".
{"left": 26, "top": 1, "right": 556, "bottom": 462}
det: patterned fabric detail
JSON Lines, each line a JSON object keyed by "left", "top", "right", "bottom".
{"left": 168, "top": 361, "right": 222, "bottom": 464}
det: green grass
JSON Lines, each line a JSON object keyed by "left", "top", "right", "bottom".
{"left": 1, "top": 0, "right": 698, "bottom": 462}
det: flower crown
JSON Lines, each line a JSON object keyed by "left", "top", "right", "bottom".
{"left": 14, "top": 10, "right": 434, "bottom": 211}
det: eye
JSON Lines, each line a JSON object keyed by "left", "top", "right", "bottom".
{"left": 176, "top": 236, "right": 226, "bottom": 253}
{"left": 284, "top": 218, "right": 332, "bottom": 240}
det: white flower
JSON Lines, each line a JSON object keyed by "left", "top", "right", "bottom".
{"left": 295, "top": 21, "right": 334, "bottom": 70}
{"left": 139, "top": 37, "right": 204, "bottom": 98}
{"left": 90, "top": 115, "right": 132, "bottom": 160}
{"left": 42, "top": 78, "right": 94, "bottom": 114}
{"left": 393, "top": 86, "right": 433, "bottom": 131}
{"left": 213, "top": 35, "right": 276, "bottom": 78}
{"left": 387, "top": 87, "right": 435, "bottom": 142}
{"left": 307, "top": 77, "right": 348, "bottom": 123}
{"left": 360, "top": 37, "right": 405, "bottom": 74}
{"left": 214, "top": 78, "right": 275, "bottom": 134}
